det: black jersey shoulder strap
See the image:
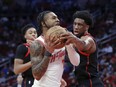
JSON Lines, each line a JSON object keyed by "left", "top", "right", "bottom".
{"left": 23, "top": 43, "right": 30, "bottom": 58}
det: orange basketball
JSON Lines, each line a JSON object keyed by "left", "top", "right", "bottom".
{"left": 45, "top": 26, "right": 67, "bottom": 49}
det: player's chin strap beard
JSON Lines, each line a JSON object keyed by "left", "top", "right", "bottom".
{"left": 41, "top": 21, "right": 50, "bottom": 37}
{"left": 76, "top": 32, "right": 84, "bottom": 38}
{"left": 43, "top": 20, "right": 50, "bottom": 29}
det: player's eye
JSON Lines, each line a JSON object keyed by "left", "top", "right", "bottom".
{"left": 34, "top": 31, "right": 37, "bottom": 34}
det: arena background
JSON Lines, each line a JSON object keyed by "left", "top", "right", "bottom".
{"left": 0, "top": 0, "right": 116, "bottom": 87}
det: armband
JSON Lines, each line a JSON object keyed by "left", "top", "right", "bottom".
{"left": 44, "top": 51, "right": 52, "bottom": 57}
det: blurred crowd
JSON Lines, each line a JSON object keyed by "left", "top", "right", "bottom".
{"left": 0, "top": 0, "right": 116, "bottom": 87}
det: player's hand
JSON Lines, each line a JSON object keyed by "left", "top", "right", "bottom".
{"left": 60, "top": 31, "right": 77, "bottom": 45}
{"left": 60, "top": 78, "right": 67, "bottom": 87}
{"left": 27, "top": 37, "right": 36, "bottom": 45}
{"left": 45, "top": 36, "right": 61, "bottom": 53}
{"left": 17, "top": 74, "right": 23, "bottom": 84}
{"left": 27, "top": 39, "right": 34, "bottom": 45}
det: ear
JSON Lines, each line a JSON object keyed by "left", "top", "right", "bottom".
{"left": 86, "top": 25, "right": 89, "bottom": 30}
{"left": 41, "top": 22, "right": 45, "bottom": 27}
{"left": 24, "top": 34, "right": 27, "bottom": 39}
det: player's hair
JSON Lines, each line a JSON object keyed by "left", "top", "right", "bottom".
{"left": 37, "top": 11, "right": 52, "bottom": 35}
{"left": 73, "top": 10, "right": 93, "bottom": 27}
{"left": 21, "top": 23, "right": 36, "bottom": 36}
{"left": 21, "top": 23, "right": 36, "bottom": 43}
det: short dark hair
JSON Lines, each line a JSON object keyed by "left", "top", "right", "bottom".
{"left": 37, "top": 11, "right": 52, "bottom": 35}
{"left": 21, "top": 23, "right": 35, "bottom": 36}
{"left": 73, "top": 10, "right": 93, "bottom": 27}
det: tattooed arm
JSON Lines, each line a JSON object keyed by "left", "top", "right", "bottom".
{"left": 30, "top": 40, "right": 51, "bottom": 80}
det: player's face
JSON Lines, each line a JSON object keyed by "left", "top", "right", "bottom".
{"left": 44, "top": 12, "right": 60, "bottom": 28}
{"left": 73, "top": 18, "right": 88, "bottom": 37}
{"left": 24, "top": 28, "right": 37, "bottom": 40}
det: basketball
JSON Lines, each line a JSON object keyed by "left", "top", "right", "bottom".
{"left": 45, "top": 26, "right": 67, "bottom": 49}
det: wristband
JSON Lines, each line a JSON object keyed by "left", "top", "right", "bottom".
{"left": 44, "top": 51, "right": 52, "bottom": 57}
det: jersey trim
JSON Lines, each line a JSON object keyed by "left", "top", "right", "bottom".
{"left": 86, "top": 56, "right": 93, "bottom": 87}
{"left": 23, "top": 43, "right": 30, "bottom": 58}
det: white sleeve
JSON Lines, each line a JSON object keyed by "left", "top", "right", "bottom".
{"left": 66, "top": 44, "right": 80, "bottom": 66}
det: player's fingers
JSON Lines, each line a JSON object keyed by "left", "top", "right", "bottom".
{"left": 60, "top": 33, "right": 69, "bottom": 37}
{"left": 60, "top": 36, "right": 67, "bottom": 41}
{"left": 50, "top": 36, "right": 55, "bottom": 42}
{"left": 65, "top": 39, "right": 71, "bottom": 45}
{"left": 27, "top": 40, "right": 32, "bottom": 44}
{"left": 53, "top": 42, "right": 61, "bottom": 48}
{"left": 53, "top": 38, "right": 60, "bottom": 45}
{"left": 60, "top": 34, "right": 72, "bottom": 41}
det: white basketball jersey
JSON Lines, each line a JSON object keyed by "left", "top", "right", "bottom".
{"left": 32, "top": 36, "right": 65, "bottom": 87}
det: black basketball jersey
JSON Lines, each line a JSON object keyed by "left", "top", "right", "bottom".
{"left": 15, "top": 43, "right": 33, "bottom": 78}
{"left": 74, "top": 35, "right": 99, "bottom": 81}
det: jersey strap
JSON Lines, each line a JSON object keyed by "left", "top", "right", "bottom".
{"left": 23, "top": 43, "right": 30, "bottom": 58}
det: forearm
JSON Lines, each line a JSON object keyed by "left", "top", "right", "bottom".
{"left": 73, "top": 37, "right": 85, "bottom": 51}
{"left": 31, "top": 55, "right": 50, "bottom": 80}
{"left": 14, "top": 61, "right": 32, "bottom": 74}
{"left": 30, "top": 40, "right": 52, "bottom": 80}
{"left": 66, "top": 44, "right": 80, "bottom": 66}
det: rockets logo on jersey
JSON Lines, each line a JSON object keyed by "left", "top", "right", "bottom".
{"left": 50, "top": 48, "right": 65, "bottom": 63}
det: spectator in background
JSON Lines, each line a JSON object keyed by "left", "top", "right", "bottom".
{"left": 101, "top": 44, "right": 113, "bottom": 55}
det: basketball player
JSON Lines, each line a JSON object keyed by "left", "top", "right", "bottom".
{"left": 14, "top": 24, "right": 38, "bottom": 87}
{"left": 30, "top": 11, "right": 80, "bottom": 87}
{"left": 60, "top": 10, "right": 104, "bottom": 87}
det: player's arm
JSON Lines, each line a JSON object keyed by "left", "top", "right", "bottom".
{"left": 14, "top": 45, "right": 32, "bottom": 74}
{"left": 60, "top": 31, "right": 95, "bottom": 53}
{"left": 60, "top": 78, "right": 67, "bottom": 87}
{"left": 66, "top": 44, "right": 80, "bottom": 66}
{"left": 30, "top": 40, "right": 51, "bottom": 80}
{"left": 73, "top": 36, "right": 95, "bottom": 53}
{"left": 14, "top": 59, "right": 32, "bottom": 74}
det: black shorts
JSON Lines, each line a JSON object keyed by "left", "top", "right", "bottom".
{"left": 22, "top": 77, "right": 34, "bottom": 87}
{"left": 77, "top": 77, "right": 104, "bottom": 87}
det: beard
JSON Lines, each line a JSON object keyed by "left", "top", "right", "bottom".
{"left": 47, "top": 24, "right": 59, "bottom": 29}
{"left": 74, "top": 32, "right": 84, "bottom": 38}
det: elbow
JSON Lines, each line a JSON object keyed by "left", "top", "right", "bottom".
{"left": 33, "top": 74, "right": 41, "bottom": 80}
{"left": 14, "top": 68, "right": 20, "bottom": 75}
{"left": 75, "top": 56, "right": 80, "bottom": 66}
{"left": 75, "top": 60, "right": 80, "bottom": 66}
{"left": 32, "top": 72, "right": 45, "bottom": 81}
{"left": 73, "top": 56, "right": 80, "bottom": 66}
{"left": 14, "top": 69, "right": 18, "bottom": 75}
{"left": 72, "top": 60, "right": 80, "bottom": 66}
{"left": 32, "top": 66, "right": 47, "bottom": 80}
{"left": 72, "top": 56, "right": 80, "bottom": 66}
{"left": 69, "top": 57, "right": 80, "bottom": 66}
